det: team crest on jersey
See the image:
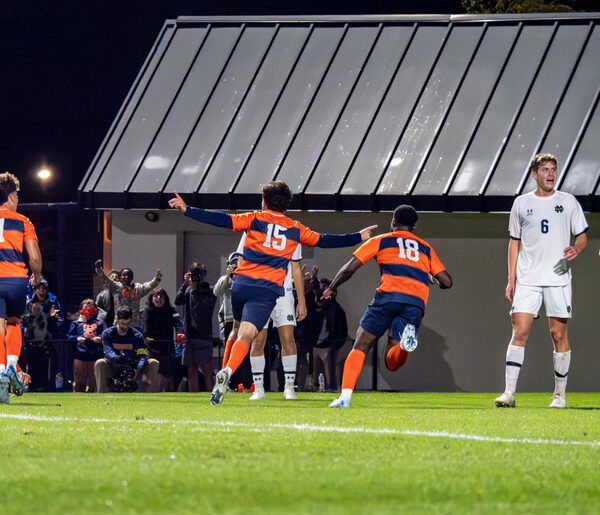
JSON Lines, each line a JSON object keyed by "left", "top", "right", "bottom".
{"left": 526, "top": 209, "right": 533, "bottom": 216}
{"left": 554, "top": 205, "right": 564, "bottom": 213}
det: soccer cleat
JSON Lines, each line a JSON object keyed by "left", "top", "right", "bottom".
{"left": 400, "top": 324, "right": 418, "bottom": 352}
{"left": 283, "top": 386, "right": 297, "bottom": 400}
{"left": 249, "top": 385, "right": 265, "bottom": 401}
{"left": 329, "top": 396, "right": 351, "bottom": 409}
{"left": 494, "top": 391, "right": 516, "bottom": 408}
{"left": 210, "top": 369, "right": 230, "bottom": 406}
{"left": 0, "top": 374, "right": 9, "bottom": 404}
{"left": 549, "top": 395, "right": 567, "bottom": 408}
{"left": 6, "top": 365, "right": 24, "bottom": 396}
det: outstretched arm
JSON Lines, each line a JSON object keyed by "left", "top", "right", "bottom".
{"left": 321, "top": 257, "right": 363, "bottom": 300}
{"left": 169, "top": 193, "right": 233, "bottom": 229}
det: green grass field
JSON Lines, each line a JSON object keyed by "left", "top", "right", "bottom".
{"left": 1, "top": 392, "right": 600, "bottom": 514}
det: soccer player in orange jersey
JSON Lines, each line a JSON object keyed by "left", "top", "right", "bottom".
{"left": 169, "top": 181, "right": 376, "bottom": 405}
{"left": 0, "top": 172, "right": 42, "bottom": 403}
{"left": 323, "top": 205, "right": 453, "bottom": 408}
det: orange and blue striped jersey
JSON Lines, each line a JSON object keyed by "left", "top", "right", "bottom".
{"left": 353, "top": 230, "right": 446, "bottom": 311}
{"left": 184, "top": 206, "right": 361, "bottom": 295}
{"left": 0, "top": 208, "right": 38, "bottom": 279}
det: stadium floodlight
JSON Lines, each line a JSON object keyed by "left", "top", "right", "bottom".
{"left": 36, "top": 168, "right": 52, "bottom": 182}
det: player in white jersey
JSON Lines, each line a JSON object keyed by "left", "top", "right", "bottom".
{"left": 495, "top": 153, "right": 588, "bottom": 409}
{"left": 235, "top": 234, "right": 307, "bottom": 400}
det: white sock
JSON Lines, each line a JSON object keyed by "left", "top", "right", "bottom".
{"left": 282, "top": 354, "right": 297, "bottom": 386}
{"left": 250, "top": 355, "right": 265, "bottom": 388}
{"left": 553, "top": 351, "right": 571, "bottom": 397}
{"left": 505, "top": 344, "right": 525, "bottom": 394}
{"left": 340, "top": 388, "right": 353, "bottom": 401}
{"left": 7, "top": 355, "right": 18, "bottom": 369}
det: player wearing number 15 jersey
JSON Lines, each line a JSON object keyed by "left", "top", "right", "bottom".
{"left": 323, "top": 205, "right": 453, "bottom": 408}
{"left": 495, "top": 153, "right": 588, "bottom": 410}
{"left": 169, "top": 181, "right": 376, "bottom": 405}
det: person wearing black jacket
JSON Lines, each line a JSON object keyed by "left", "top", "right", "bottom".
{"left": 313, "top": 278, "right": 348, "bottom": 390}
{"left": 141, "top": 288, "right": 185, "bottom": 392}
{"left": 174, "top": 263, "right": 217, "bottom": 392}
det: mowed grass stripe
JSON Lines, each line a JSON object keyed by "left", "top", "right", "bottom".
{"left": 2, "top": 412, "right": 599, "bottom": 447}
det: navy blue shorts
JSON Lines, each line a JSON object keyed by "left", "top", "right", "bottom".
{"left": 231, "top": 282, "right": 279, "bottom": 330}
{"left": 359, "top": 301, "right": 424, "bottom": 342}
{"left": 0, "top": 278, "right": 28, "bottom": 319}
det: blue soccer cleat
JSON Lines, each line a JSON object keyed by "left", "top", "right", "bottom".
{"left": 400, "top": 324, "right": 418, "bottom": 352}
{"left": 6, "top": 365, "right": 24, "bottom": 396}
{"left": 0, "top": 374, "right": 10, "bottom": 404}
{"left": 210, "top": 369, "right": 230, "bottom": 406}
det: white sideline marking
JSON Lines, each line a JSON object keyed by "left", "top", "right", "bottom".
{"left": 0, "top": 413, "right": 598, "bottom": 447}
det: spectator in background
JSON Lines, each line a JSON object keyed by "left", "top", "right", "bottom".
{"left": 141, "top": 288, "right": 185, "bottom": 392}
{"left": 94, "top": 260, "right": 161, "bottom": 326}
{"left": 22, "top": 279, "right": 64, "bottom": 391}
{"left": 96, "top": 268, "right": 119, "bottom": 324}
{"left": 94, "top": 306, "right": 159, "bottom": 393}
{"left": 314, "top": 277, "right": 348, "bottom": 390}
{"left": 294, "top": 265, "right": 324, "bottom": 390}
{"left": 175, "top": 263, "right": 216, "bottom": 392}
{"left": 67, "top": 299, "right": 106, "bottom": 392}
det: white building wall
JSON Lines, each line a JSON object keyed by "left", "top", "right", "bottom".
{"left": 111, "top": 209, "right": 599, "bottom": 392}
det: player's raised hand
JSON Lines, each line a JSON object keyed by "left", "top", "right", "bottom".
{"left": 94, "top": 259, "right": 103, "bottom": 271}
{"left": 169, "top": 193, "right": 187, "bottom": 213}
{"left": 155, "top": 269, "right": 162, "bottom": 281}
{"left": 359, "top": 225, "right": 378, "bottom": 241}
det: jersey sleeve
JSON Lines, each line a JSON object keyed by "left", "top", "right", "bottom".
{"left": 230, "top": 212, "right": 256, "bottom": 232}
{"left": 292, "top": 243, "right": 302, "bottom": 261}
{"left": 508, "top": 198, "right": 521, "bottom": 239}
{"left": 23, "top": 217, "right": 38, "bottom": 242}
{"left": 569, "top": 196, "right": 589, "bottom": 237}
{"left": 428, "top": 246, "right": 446, "bottom": 276}
{"left": 352, "top": 237, "right": 379, "bottom": 265}
{"left": 298, "top": 223, "right": 361, "bottom": 248}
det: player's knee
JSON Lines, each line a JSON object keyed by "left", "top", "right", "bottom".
{"left": 550, "top": 326, "right": 567, "bottom": 346}
{"left": 511, "top": 327, "right": 529, "bottom": 345}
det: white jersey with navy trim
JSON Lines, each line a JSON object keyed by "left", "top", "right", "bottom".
{"left": 509, "top": 190, "right": 588, "bottom": 287}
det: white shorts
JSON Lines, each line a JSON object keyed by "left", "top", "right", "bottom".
{"left": 263, "top": 290, "right": 296, "bottom": 329}
{"left": 511, "top": 283, "right": 572, "bottom": 318}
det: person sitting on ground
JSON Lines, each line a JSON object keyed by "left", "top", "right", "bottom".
{"left": 94, "top": 306, "right": 159, "bottom": 393}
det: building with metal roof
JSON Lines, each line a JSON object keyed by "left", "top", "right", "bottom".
{"left": 79, "top": 13, "right": 600, "bottom": 212}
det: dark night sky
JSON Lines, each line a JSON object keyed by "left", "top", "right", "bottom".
{"left": 4, "top": 0, "right": 595, "bottom": 203}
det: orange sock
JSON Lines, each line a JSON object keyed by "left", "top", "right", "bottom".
{"left": 341, "top": 349, "right": 366, "bottom": 391}
{"left": 0, "top": 332, "right": 6, "bottom": 368}
{"left": 222, "top": 338, "right": 235, "bottom": 369}
{"left": 6, "top": 324, "right": 22, "bottom": 363}
{"left": 385, "top": 345, "right": 409, "bottom": 371}
{"left": 226, "top": 340, "right": 250, "bottom": 374}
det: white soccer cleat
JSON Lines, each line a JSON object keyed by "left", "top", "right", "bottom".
{"left": 210, "top": 369, "right": 231, "bottom": 406}
{"left": 549, "top": 395, "right": 567, "bottom": 409}
{"left": 283, "top": 386, "right": 297, "bottom": 400}
{"left": 329, "top": 396, "right": 351, "bottom": 408}
{"left": 0, "top": 374, "right": 9, "bottom": 404}
{"left": 249, "top": 385, "right": 265, "bottom": 401}
{"left": 494, "top": 391, "right": 516, "bottom": 408}
{"left": 400, "top": 324, "right": 418, "bottom": 352}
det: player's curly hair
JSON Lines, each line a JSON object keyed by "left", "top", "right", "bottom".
{"left": 393, "top": 205, "right": 418, "bottom": 228}
{"left": 262, "top": 181, "right": 292, "bottom": 212}
{"left": 0, "top": 172, "right": 20, "bottom": 204}
{"left": 530, "top": 153, "right": 557, "bottom": 174}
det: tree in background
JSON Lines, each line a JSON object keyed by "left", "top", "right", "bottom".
{"left": 461, "top": 0, "right": 576, "bottom": 12}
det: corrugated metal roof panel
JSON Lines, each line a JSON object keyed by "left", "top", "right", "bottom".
{"left": 79, "top": 14, "right": 600, "bottom": 211}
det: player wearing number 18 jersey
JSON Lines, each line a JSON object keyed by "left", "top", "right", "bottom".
{"left": 169, "top": 181, "right": 376, "bottom": 405}
{"left": 495, "top": 153, "right": 588, "bottom": 409}
{"left": 323, "top": 205, "right": 453, "bottom": 408}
